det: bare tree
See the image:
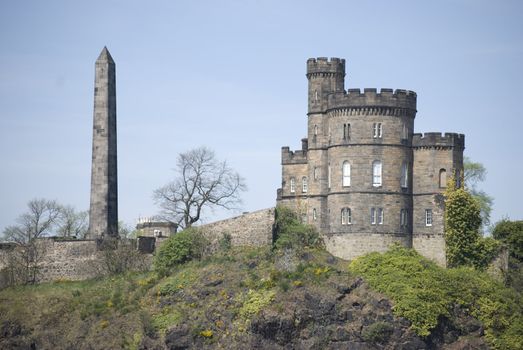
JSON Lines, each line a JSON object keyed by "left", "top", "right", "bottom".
{"left": 57, "top": 206, "right": 88, "bottom": 238}
{"left": 154, "top": 147, "right": 246, "bottom": 229}
{"left": 2, "top": 198, "right": 62, "bottom": 284}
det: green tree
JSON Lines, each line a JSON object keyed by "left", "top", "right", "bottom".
{"left": 464, "top": 157, "right": 494, "bottom": 228}
{"left": 444, "top": 180, "right": 499, "bottom": 269}
{"left": 492, "top": 219, "right": 523, "bottom": 291}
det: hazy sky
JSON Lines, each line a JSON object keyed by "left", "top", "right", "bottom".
{"left": 1, "top": 0, "right": 522, "bottom": 234}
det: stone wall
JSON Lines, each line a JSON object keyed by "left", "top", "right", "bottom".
{"left": 37, "top": 239, "right": 100, "bottom": 282}
{"left": 197, "top": 208, "right": 275, "bottom": 248}
{"left": 0, "top": 238, "right": 153, "bottom": 288}
{"left": 412, "top": 233, "right": 446, "bottom": 266}
{"left": 324, "top": 233, "right": 411, "bottom": 261}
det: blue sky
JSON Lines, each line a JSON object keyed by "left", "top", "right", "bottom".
{"left": 1, "top": 0, "right": 522, "bottom": 233}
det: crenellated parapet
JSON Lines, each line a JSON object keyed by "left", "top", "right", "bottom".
{"left": 306, "top": 57, "right": 346, "bottom": 78}
{"left": 412, "top": 132, "right": 465, "bottom": 149}
{"left": 281, "top": 146, "right": 308, "bottom": 165}
{"left": 327, "top": 88, "right": 417, "bottom": 113}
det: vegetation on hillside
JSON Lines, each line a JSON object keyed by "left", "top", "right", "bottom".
{"left": 1, "top": 205, "right": 521, "bottom": 349}
{"left": 350, "top": 245, "right": 523, "bottom": 349}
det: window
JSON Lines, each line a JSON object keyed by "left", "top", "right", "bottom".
{"left": 342, "top": 161, "right": 351, "bottom": 187}
{"left": 341, "top": 208, "right": 352, "bottom": 225}
{"left": 290, "top": 177, "right": 295, "bottom": 193}
{"left": 373, "top": 123, "right": 382, "bottom": 138}
{"left": 313, "top": 208, "right": 317, "bottom": 221}
{"left": 400, "top": 209, "right": 408, "bottom": 227}
{"left": 455, "top": 169, "right": 461, "bottom": 188}
{"left": 372, "top": 161, "right": 382, "bottom": 187}
{"left": 425, "top": 209, "right": 433, "bottom": 226}
{"left": 439, "top": 169, "right": 447, "bottom": 188}
{"left": 371, "top": 207, "right": 383, "bottom": 225}
{"left": 401, "top": 162, "right": 408, "bottom": 188}
{"left": 314, "top": 167, "right": 319, "bottom": 181}
{"left": 302, "top": 176, "right": 308, "bottom": 193}
{"left": 314, "top": 125, "right": 318, "bottom": 136}
{"left": 343, "top": 123, "right": 350, "bottom": 140}
{"left": 377, "top": 208, "right": 383, "bottom": 224}
{"left": 401, "top": 123, "right": 408, "bottom": 140}
{"left": 314, "top": 90, "right": 319, "bottom": 102}
{"left": 328, "top": 164, "right": 331, "bottom": 189}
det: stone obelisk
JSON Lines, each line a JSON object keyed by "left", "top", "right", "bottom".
{"left": 88, "top": 47, "right": 118, "bottom": 239}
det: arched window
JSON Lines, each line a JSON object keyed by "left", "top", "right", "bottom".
{"left": 439, "top": 169, "right": 447, "bottom": 188}
{"left": 290, "top": 177, "right": 295, "bottom": 193}
{"left": 313, "top": 208, "right": 317, "bottom": 221}
{"left": 341, "top": 208, "right": 352, "bottom": 225}
{"left": 401, "top": 162, "right": 408, "bottom": 188}
{"left": 372, "top": 161, "right": 382, "bottom": 187}
{"left": 302, "top": 176, "right": 308, "bottom": 193}
{"left": 342, "top": 161, "right": 351, "bottom": 187}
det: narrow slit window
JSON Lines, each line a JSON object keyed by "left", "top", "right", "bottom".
{"left": 401, "top": 162, "right": 408, "bottom": 188}
{"left": 373, "top": 161, "right": 382, "bottom": 187}
{"left": 342, "top": 161, "right": 351, "bottom": 187}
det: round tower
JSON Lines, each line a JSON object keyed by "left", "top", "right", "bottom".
{"left": 306, "top": 57, "right": 345, "bottom": 114}
{"left": 321, "top": 88, "right": 418, "bottom": 260}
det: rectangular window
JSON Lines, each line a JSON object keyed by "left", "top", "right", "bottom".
{"left": 373, "top": 123, "right": 382, "bottom": 138}
{"left": 302, "top": 177, "right": 308, "bottom": 193}
{"left": 290, "top": 178, "right": 295, "bottom": 193}
{"left": 373, "top": 161, "right": 382, "bottom": 187}
{"left": 400, "top": 209, "right": 407, "bottom": 227}
{"left": 401, "top": 162, "right": 408, "bottom": 188}
{"left": 377, "top": 208, "right": 383, "bottom": 224}
{"left": 328, "top": 164, "right": 331, "bottom": 189}
{"left": 370, "top": 207, "right": 376, "bottom": 225}
{"left": 425, "top": 209, "right": 433, "bottom": 226}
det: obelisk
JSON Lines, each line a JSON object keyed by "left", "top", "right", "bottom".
{"left": 88, "top": 47, "right": 118, "bottom": 239}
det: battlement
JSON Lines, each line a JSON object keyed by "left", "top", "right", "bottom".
{"left": 307, "top": 57, "right": 346, "bottom": 76}
{"left": 412, "top": 132, "right": 465, "bottom": 149}
{"left": 327, "top": 88, "right": 417, "bottom": 111}
{"left": 281, "top": 146, "right": 308, "bottom": 164}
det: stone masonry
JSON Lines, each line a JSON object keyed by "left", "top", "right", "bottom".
{"left": 88, "top": 47, "right": 118, "bottom": 239}
{"left": 277, "top": 58, "right": 465, "bottom": 266}
{"left": 197, "top": 208, "right": 275, "bottom": 248}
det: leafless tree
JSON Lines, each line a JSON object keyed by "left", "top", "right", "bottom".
{"left": 154, "top": 147, "right": 246, "bottom": 229}
{"left": 57, "top": 206, "right": 88, "bottom": 238}
{"left": 2, "top": 198, "right": 62, "bottom": 284}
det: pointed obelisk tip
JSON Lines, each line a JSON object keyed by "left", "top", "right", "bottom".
{"left": 97, "top": 46, "right": 115, "bottom": 63}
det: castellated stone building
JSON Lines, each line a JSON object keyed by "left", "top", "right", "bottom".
{"left": 276, "top": 57, "right": 465, "bottom": 266}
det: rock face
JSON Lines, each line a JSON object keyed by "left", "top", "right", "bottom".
{"left": 151, "top": 278, "right": 485, "bottom": 350}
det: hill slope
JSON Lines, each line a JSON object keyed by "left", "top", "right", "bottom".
{"left": 3, "top": 245, "right": 521, "bottom": 349}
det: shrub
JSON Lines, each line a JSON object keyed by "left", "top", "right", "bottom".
{"left": 350, "top": 245, "right": 523, "bottom": 348}
{"left": 362, "top": 321, "right": 394, "bottom": 344}
{"left": 153, "top": 228, "right": 208, "bottom": 275}
{"left": 273, "top": 205, "right": 322, "bottom": 250}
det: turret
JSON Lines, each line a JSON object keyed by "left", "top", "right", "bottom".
{"left": 307, "top": 57, "right": 345, "bottom": 113}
